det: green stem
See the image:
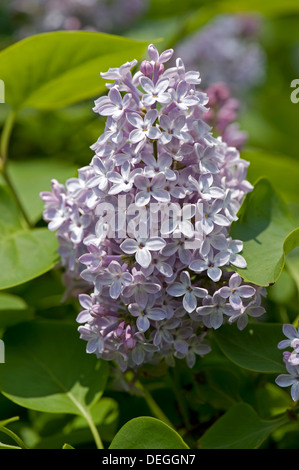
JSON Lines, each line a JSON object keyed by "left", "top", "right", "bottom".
{"left": 136, "top": 380, "right": 175, "bottom": 429}
{"left": 153, "top": 140, "right": 158, "bottom": 159}
{"left": 0, "top": 110, "right": 16, "bottom": 166}
{"left": 2, "top": 166, "right": 31, "bottom": 228}
{"left": 84, "top": 412, "right": 104, "bottom": 449}
{"left": 0, "top": 426, "right": 29, "bottom": 449}
{"left": 0, "top": 110, "right": 31, "bottom": 228}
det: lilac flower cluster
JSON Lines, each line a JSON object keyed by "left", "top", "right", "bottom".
{"left": 276, "top": 324, "right": 299, "bottom": 401}
{"left": 41, "top": 44, "right": 265, "bottom": 372}
{"left": 175, "top": 14, "right": 266, "bottom": 94}
{"left": 202, "top": 82, "right": 248, "bottom": 151}
{"left": 10, "top": 0, "right": 147, "bottom": 37}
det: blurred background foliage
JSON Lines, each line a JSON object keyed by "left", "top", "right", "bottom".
{"left": 0, "top": 0, "right": 299, "bottom": 450}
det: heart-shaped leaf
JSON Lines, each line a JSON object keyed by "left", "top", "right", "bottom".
{"left": 109, "top": 417, "right": 189, "bottom": 449}
{"left": 198, "top": 403, "right": 288, "bottom": 449}
{"left": 0, "top": 320, "right": 108, "bottom": 416}
{"left": 0, "top": 31, "right": 147, "bottom": 111}
{"left": 7, "top": 159, "right": 77, "bottom": 225}
{"left": 230, "top": 178, "right": 299, "bottom": 286}
{"left": 0, "top": 183, "right": 60, "bottom": 289}
{"left": 213, "top": 322, "right": 286, "bottom": 374}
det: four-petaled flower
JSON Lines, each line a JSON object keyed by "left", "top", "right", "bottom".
{"left": 120, "top": 237, "right": 166, "bottom": 268}
{"left": 218, "top": 273, "right": 255, "bottom": 310}
{"left": 166, "top": 271, "right": 208, "bottom": 313}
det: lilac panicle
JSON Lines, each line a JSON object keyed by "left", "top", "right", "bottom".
{"left": 41, "top": 43, "right": 265, "bottom": 372}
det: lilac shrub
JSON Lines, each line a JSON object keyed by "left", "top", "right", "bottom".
{"left": 40, "top": 44, "right": 266, "bottom": 372}
{"left": 175, "top": 14, "right": 266, "bottom": 94}
{"left": 10, "top": 0, "right": 147, "bottom": 37}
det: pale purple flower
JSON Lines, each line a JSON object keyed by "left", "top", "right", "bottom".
{"left": 78, "top": 322, "right": 105, "bottom": 356}
{"left": 76, "top": 294, "right": 103, "bottom": 323}
{"left": 122, "top": 270, "right": 161, "bottom": 308}
{"left": 188, "top": 173, "right": 225, "bottom": 201}
{"left": 194, "top": 292, "right": 234, "bottom": 329}
{"left": 87, "top": 156, "right": 114, "bottom": 191}
{"left": 107, "top": 161, "right": 142, "bottom": 195}
{"left": 227, "top": 238, "right": 247, "bottom": 268}
{"left": 67, "top": 205, "right": 91, "bottom": 244}
{"left": 128, "top": 302, "right": 166, "bottom": 332}
{"left": 140, "top": 76, "right": 171, "bottom": 106}
{"left": 93, "top": 87, "right": 132, "bottom": 120}
{"left": 161, "top": 234, "right": 192, "bottom": 264}
{"left": 200, "top": 227, "right": 228, "bottom": 258}
{"left": 159, "top": 114, "right": 192, "bottom": 144}
{"left": 101, "top": 60, "right": 138, "bottom": 81}
{"left": 43, "top": 193, "right": 69, "bottom": 231}
{"left": 79, "top": 243, "right": 106, "bottom": 272}
{"left": 171, "top": 80, "right": 199, "bottom": 110}
{"left": 120, "top": 236, "right": 166, "bottom": 268}
{"left": 227, "top": 299, "right": 265, "bottom": 330}
{"left": 278, "top": 324, "right": 299, "bottom": 350}
{"left": 142, "top": 152, "right": 176, "bottom": 180}
{"left": 166, "top": 271, "right": 208, "bottom": 313}
{"left": 195, "top": 143, "right": 222, "bottom": 174}
{"left": 134, "top": 173, "right": 170, "bottom": 207}
{"left": 95, "top": 261, "right": 133, "bottom": 299}
{"left": 275, "top": 361, "right": 299, "bottom": 402}
{"left": 189, "top": 250, "right": 230, "bottom": 282}
{"left": 127, "top": 109, "right": 161, "bottom": 147}
{"left": 161, "top": 203, "right": 196, "bottom": 238}
{"left": 218, "top": 273, "right": 255, "bottom": 310}
{"left": 200, "top": 199, "right": 230, "bottom": 235}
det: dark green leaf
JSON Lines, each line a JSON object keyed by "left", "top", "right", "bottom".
{"left": 0, "top": 293, "right": 33, "bottom": 328}
{"left": 0, "top": 321, "right": 108, "bottom": 417}
{"left": 7, "top": 159, "right": 77, "bottom": 225}
{"left": 244, "top": 148, "right": 299, "bottom": 204}
{"left": 0, "top": 227, "right": 59, "bottom": 290}
{"left": 109, "top": 417, "right": 189, "bottom": 449}
{"left": 198, "top": 403, "right": 288, "bottom": 449}
{"left": 0, "top": 32, "right": 147, "bottom": 111}
{"left": 0, "top": 179, "right": 61, "bottom": 289}
{"left": 230, "top": 178, "right": 299, "bottom": 286}
{"left": 213, "top": 322, "right": 285, "bottom": 373}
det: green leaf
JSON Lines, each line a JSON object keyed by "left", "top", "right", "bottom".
{"left": 0, "top": 227, "right": 59, "bottom": 290}
{"left": 0, "top": 31, "right": 147, "bottom": 111}
{"left": 34, "top": 398, "right": 119, "bottom": 449}
{"left": 0, "top": 293, "right": 33, "bottom": 328}
{"left": 109, "top": 417, "right": 189, "bottom": 449}
{"left": 244, "top": 148, "right": 299, "bottom": 204}
{"left": 198, "top": 403, "right": 288, "bottom": 449}
{"left": 230, "top": 178, "right": 299, "bottom": 286}
{"left": 62, "top": 443, "right": 75, "bottom": 449}
{"left": 0, "top": 320, "right": 109, "bottom": 417}
{"left": 184, "top": 0, "right": 299, "bottom": 37}
{"left": 0, "top": 181, "right": 60, "bottom": 289}
{"left": 213, "top": 322, "right": 285, "bottom": 374}
{"left": 7, "top": 159, "right": 77, "bottom": 225}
